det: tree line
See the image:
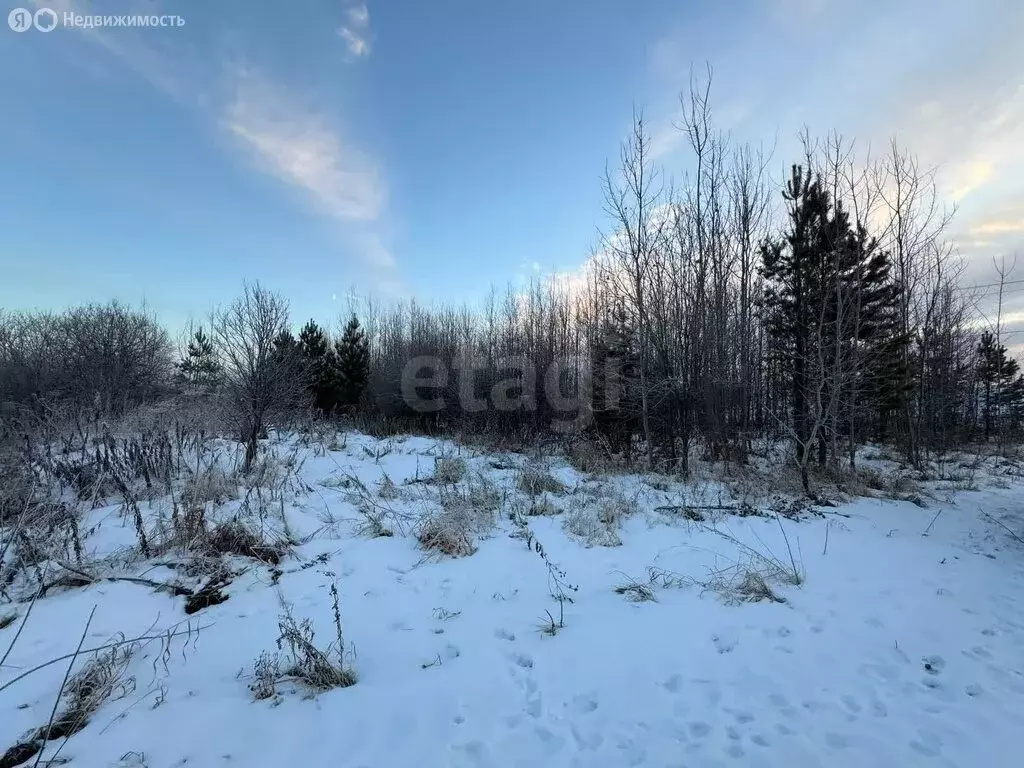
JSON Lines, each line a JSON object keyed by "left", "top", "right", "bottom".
{"left": 1, "top": 77, "right": 1021, "bottom": 483}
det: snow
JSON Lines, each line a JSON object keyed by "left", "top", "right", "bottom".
{"left": 3, "top": 433, "right": 1024, "bottom": 767}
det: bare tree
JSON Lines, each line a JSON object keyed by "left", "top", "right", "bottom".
{"left": 211, "top": 283, "right": 308, "bottom": 471}
{"left": 598, "top": 109, "right": 669, "bottom": 467}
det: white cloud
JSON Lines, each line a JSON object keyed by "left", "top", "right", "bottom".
{"left": 339, "top": 27, "right": 371, "bottom": 58}
{"left": 32, "top": 0, "right": 398, "bottom": 281}
{"left": 946, "top": 160, "right": 995, "bottom": 203}
{"left": 338, "top": 3, "right": 372, "bottom": 58}
{"left": 971, "top": 219, "right": 1024, "bottom": 237}
{"left": 347, "top": 4, "right": 370, "bottom": 27}
{"left": 223, "top": 71, "right": 386, "bottom": 225}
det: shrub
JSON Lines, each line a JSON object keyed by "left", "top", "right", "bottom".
{"left": 205, "top": 518, "right": 289, "bottom": 565}
{"left": 416, "top": 507, "right": 477, "bottom": 557}
{"left": 433, "top": 457, "right": 467, "bottom": 485}
{"left": 517, "top": 465, "right": 566, "bottom": 497}
{"left": 182, "top": 465, "right": 236, "bottom": 508}
{"left": 251, "top": 586, "right": 355, "bottom": 699}
{"left": 563, "top": 502, "right": 622, "bottom": 548}
{"left": 416, "top": 490, "right": 497, "bottom": 558}
{"left": 377, "top": 473, "right": 398, "bottom": 500}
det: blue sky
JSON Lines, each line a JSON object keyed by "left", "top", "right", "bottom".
{"left": 2, "top": 0, "right": 1022, "bottom": 332}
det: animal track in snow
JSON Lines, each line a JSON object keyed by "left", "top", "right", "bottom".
{"left": 569, "top": 693, "right": 598, "bottom": 714}
{"left": 712, "top": 634, "right": 737, "bottom": 654}
{"left": 511, "top": 652, "right": 533, "bottom": 669}
{"left": 688, "top": 721, "right": 712, "bottom": 739}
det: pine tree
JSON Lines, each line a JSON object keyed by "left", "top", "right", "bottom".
{"left": 761, "top": 165, "right": 831, "bottom": 489}
{"left": 334, "top": 315, "right": 369, "bottom": 412}
{"left": 976, "top": 331, "right": 1020, "bottom": 440}
{"left": 299, "top": 320, "right": 337, "bottom": 415}
{"left": 273, "top": 329, "right": 299, "bottom": 361}
{"left": 762, "top": 164, "right": 910, "bottom": 480}
{"left": 842, "top": 223, "right": 911, "bottom": 446}
{"left": 178, "top": 327, "right": 221, "bottom": 389}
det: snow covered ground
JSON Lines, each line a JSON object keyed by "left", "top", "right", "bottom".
{"left": 3, "top": 432, "right": 1024, "bottom": 768}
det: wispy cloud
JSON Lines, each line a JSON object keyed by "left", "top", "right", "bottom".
{"left": 33, "top": 0, "right": 398, "bottom": 279}
{"left": 223, "top": 71, "right": 385, "bottom": 225}
{"left": 338, "top": 3, "right": 372, "bottom": 59}
{"left": 946, "top": 160, "right": 995, "bottom": 203}
{"left": 971, "top": 219, "right": 1024, "bottom": 237}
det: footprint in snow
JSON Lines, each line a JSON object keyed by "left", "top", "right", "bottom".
{"left": 840, "top": 694, "right": 862, "bottom": 714}
{"left": 922, "top": 655, "right": 945, "bottom": 674}
{"left": 688, "top": 722, "right": 712, "bottom": 739}
{"left": 825, "top": 732, "right": 850, "bottom": 750}
{"left": 909, "top": 729, "right": 943, "bottom": 757}
{"left": 663, "top": 674, "right": 683, "bottom": 693}
{"left": 569, "top": 693, "right": 598, "bottom": 714}
{"left": 494, "top": 628, "right": 516, "bottom": 642}
{"left": 511, "top": 653, "right": 534, "bottom": 669}
{"left": 712, "top": 634, "right": 737, "bottom": 654}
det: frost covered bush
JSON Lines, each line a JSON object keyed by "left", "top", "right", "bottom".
{"left": 377, "top": 473, "right": 399, "bottom": 500}
{"left": 416, "top": 492, "right": 497, "bottom": 558}
{"left": 433, "top": 457, "right": 467, "bottom": 485}
{"left": 563, "top": 500, "right": 622, "bottom": 548}
{"left": 181, "top": 464, "right": 236, "bottom": 508}
{"left": 517, "top": 464, "right": 566, "bottom": 496}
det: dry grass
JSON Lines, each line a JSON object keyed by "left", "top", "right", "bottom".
{"left": 564, "top": 438, "right": 617, "bottom": 475}
{"left": 433, "top": 457, "right": 467, "bottom": 485}
{"left": 36, "top": 637, "right": 138, "bottom": 744}
{"left": 377, "top": 473, "right": 399, "bottom": 500}
{"left": 205, "top": 518, "right": 289, "bottom": 565}
{"left": 517, "top": 465, "right": 567, "bottom": 497}
{"left": 526, "top": 498, "right": 560, "bottom": 517}
{"left": 156, "top": 504, "right": 290, "bottom": 566}
{"left": 415, "top": 483, "right": 499, "bottom": 558}
{"left": 416, "top": 507, "right": 478, "bottom": 557}
{"left": 647, "top": 562, "right": 785, "bottom": 604}
{"left": 644, "top": 516, "right": 803, "bottom": 605}
{"left": 251, "top": 587, "right": 356, "bottom": 700}
{"left": 562, "top": 501, "right": 622, "bottom": 548}
{"left": 613, "top": 575, "right": 657, "bottom": 603}
{"left": 181, "top": 465, "right": 236, "bottom": 508}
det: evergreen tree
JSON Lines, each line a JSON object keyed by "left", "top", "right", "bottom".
{"left": 976, "top": 331, "right": 1020, "bottom": 440}
{"left": 334, "top": 315, "right": 369, "bottom": 412}
{"left": 842, "top": 223, "right": 911, "bottom": 445}
{"left": 178, "top": 327, "right": 221, "bottom": 389}
{"left": 273, "top": 329, "right": 299, "bottom": 365}
{"left": 761, "top": 164, "right": 908, "bottom": 484}
{"left": 761, "top": 165, "right": 831, "bottom": 487}
{"left": 299, "top": 320, "right": 337, "bottom": 415}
